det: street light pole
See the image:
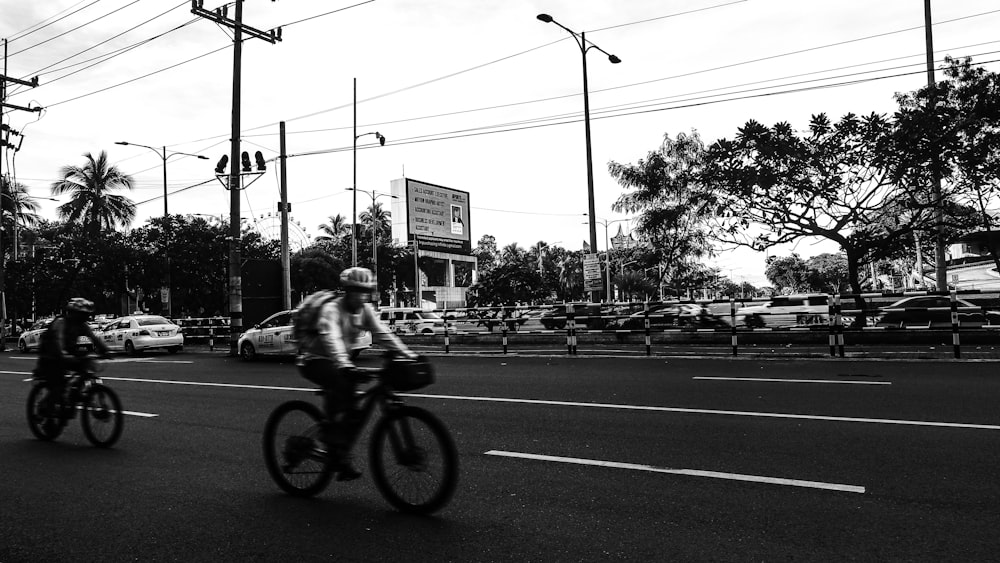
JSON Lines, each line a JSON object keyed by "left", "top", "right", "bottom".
{"left": 538, "top": 13, "right": 620, "bottom": 301}
{"left": 351, "top": 78, "right": 387, "bottom": 267}
{"left": 346, "top": 187, "right": 397, "bottom": 301}
{"left": 115, "top": 141, "right": 208, "bottom": 317}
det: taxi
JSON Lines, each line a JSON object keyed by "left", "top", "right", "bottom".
{"left": 99, "top": 314, "right": 184, "bottom": 354}
{"left": 17, "top": 318, "right": 95, "bottom": 353}
{"left": 238, "top": 309, "right": 372, "bottom": 361}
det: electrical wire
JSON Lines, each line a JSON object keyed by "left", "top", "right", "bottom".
{"left": 281, "top": 56, "right": 1000, "bottom": 157}
{"left": 5, "top": 0, "right": 103, "bottom": 43}
{"left": 8, "top": 0, "right": 150, "bottom": 58}
{"left": 44, "top": 43, "right": 231, "bottom": 109}
{"left": 24, "top": 0, "right": 190, "bottom": 78}
{"left": 181, "top": 7, "right": 1000, "bottom": 147}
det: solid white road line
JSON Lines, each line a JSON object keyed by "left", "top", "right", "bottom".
{"left": 406, "top": 393, "right": 1000, "bottom": 431}
{"left": 104, "top": 376, "right": 311, "bottom": 392}
{"left": 8, "top": 372, "right": 995, "bottom": 431}
{"left": 485, "top": 450, "right": 866, "bottom": 494}
{"left": 693, "top": 376, "right": 891, "bottom": 385}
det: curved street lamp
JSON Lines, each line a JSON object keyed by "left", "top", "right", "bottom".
{"left": 115, "top": 141, "right": 209, "bottom": 317}
{"left": 346, "top": 187, "right": 397, "bottom": 300}
{"left": 352, "top": 77, "right": 388, "bottom": 267}
{"left": 538, "top": 13, "right": 620, "bottom": 300}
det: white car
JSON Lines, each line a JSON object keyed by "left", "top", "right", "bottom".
{"left": 17, "top": 318, "right": 94, "bottom": 353}
{"left": 238, "top": 309, "right": 372, "bottom": 361}
{"left": 736, "top": 295, "right": 831, "bottom": 329}
{"left": 99, "top": 315, "right": 184, "bottom": 354}
{"left": 377, "top": 307, "right": 452, "bottom": 335}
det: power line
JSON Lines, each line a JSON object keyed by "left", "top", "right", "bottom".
{"left": 25, "top": 0, "right": 190, "bottom": 78}
{"left": 181, "top": 7, "right": 1000, "bottom": 147}
{"left": 5, "top": 0, "right": 103, "bottom": 43}
{"left": 8, "top": 0, "right": 150, "bottom": 58}
{"left": 44, "top": 43, "right": 231, "bottom": 109}
{"left": 282, "top": 56, "right": 1000, "bottom": 157}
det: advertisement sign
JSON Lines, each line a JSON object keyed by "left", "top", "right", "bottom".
{"left": 396, "top": 178, "right": 472, "bottom": 254}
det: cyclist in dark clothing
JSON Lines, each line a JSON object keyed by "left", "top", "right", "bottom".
{"left": 34, "top": 298, "right": 111, "bottom": 415}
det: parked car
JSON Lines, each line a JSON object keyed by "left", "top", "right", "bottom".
{"left": 17, "top": 318, "right": 94, "bottom": 353}
{"left": 736, "top": 295, "right": 831, "bottom": 328}
{"left": 97, "top": 315, "right": 184, "bottom": 354}
{"left": 875, "top": 296, "right": 1000, "bottom": 328}
{"left": 238, "top": 309, "right": 372, "bottom": 361}
{"left": 377, "top": 307, "right": 452, "bottom": 335}
{"left": 619, "top": 303, "right": 729, "bottom": 330}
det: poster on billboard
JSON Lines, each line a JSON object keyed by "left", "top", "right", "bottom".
{"left": 397, "top": 178, "right": 472, "bottom": 254}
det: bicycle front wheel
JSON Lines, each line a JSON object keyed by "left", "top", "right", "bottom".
{"left": 369, "top": 405, "right": 458, "bottom": 514}
{"left": 81, "top": 384, "right": 123, "bottom": 448}
{"left": 262, "top": 400, "right": 333, "bottom": 497}
{"left": 26, "top": 383, "right": 64, "bottom": 441}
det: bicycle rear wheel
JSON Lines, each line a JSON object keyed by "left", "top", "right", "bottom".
{"left": 26, "top": 383, "right": 64, "bottom": 441}
{"left": 81, "top": 384, "right": 123, "bottom": 448}
{"left": 262, "top": 400, "right": 334, "bottom": 497}
{"left": 369, "top": 405, "right": 458, "bottom": 514}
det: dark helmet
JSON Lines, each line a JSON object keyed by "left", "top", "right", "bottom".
{"left": 340, "top": 267, "right": 376, "bottom": 291}
{"left": 66, "top": 297, "right": 95, "bottom": 314}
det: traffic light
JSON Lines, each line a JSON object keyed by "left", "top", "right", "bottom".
{"left": 255, "top": 151, "right": 266, "bottom": 171}
{"left": 241, "top": 151, "right": 251, "bottom": 172}
{"left": 215, "top": 155, "right": 228, "bottom": 174}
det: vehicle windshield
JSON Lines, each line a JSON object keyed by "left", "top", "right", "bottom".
{"left": 137, "top": 316, "right": 171, "bottom": 326}
{"left": 417, "top": 312, "right": 443, "bottom": 320}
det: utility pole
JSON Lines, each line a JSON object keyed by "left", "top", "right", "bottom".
{"left": 191, "top": 0, "right": 280, "bottom": 355}
{"left": 279, "top": 121, "right": 291, "bottom": 310}
{"left": 925, "top": 0, "right": 947, "bottom": 292}
{"left": 2, "top": 38, "right": 41, "bottom": 351}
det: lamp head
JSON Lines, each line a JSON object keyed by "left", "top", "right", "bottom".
{"left": 115, "top": 141, "right": 129, "bottom": 146}
{"left": 537, "top": 13, "right": 553, "bottom": 23}
{"left": 376, "top": 132, "right": 386, "bottom": 146}
{"left": 609, "top": 54, "right": 621, "bottom": 64}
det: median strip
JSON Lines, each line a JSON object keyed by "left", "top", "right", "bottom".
{"left": 485, "top": 450, "right": 866, "bottom": 494}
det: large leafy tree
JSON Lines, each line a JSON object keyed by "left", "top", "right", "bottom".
{"left": 703, "top": 113, "right": 944, "bottom": 310}
{"left": 895, "top": 56, "right": 1000, "bottom": 278}
{"left": 51, "top": 151, "right": 136, "bottom": 234}
{"left": 609, "top": 130, "right": 717, "bottom": 293}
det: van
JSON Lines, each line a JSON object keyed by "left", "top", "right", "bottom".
{"left": 377, "top": 307, "right": 451, "bottom": 335}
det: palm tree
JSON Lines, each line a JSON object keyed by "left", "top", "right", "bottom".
{"left": 0, "top": 178, "right": 42, "bottom": 258}
{"left": 359, "top": 202, "right": 391, "bottom": 242}
{"left": 50, "top": 151, "right": 135, "bottom": 234}
{"left": 315, "top": 213, "right": 352, "bottom": 244}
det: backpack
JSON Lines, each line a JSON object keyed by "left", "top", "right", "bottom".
{"left": 292, "top": 290, "right": 338, "bottom": 345}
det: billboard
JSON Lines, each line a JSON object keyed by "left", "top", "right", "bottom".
{"left": 392, "top": 178, "right": 471, "bottom": 254}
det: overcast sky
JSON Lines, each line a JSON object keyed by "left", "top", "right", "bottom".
{"left": 3, "top": 0, "right": 999, "bottom": 286}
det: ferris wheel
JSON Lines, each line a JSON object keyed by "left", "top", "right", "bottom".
{"left": 249, "top": 212, "right": 311, "bottom": 252}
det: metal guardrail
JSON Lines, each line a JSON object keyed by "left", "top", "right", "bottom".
{"left": 404, "top": 290, "right": 1000, "bottom": 359}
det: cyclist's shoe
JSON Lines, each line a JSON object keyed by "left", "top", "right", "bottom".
{"left": 332, "top": 451, "right": 362, "bottom": 481}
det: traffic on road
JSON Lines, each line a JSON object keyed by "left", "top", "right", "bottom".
{"left": 2, "top": 350, "right": 998, "bottom": 561}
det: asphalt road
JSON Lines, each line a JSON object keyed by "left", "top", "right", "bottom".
{"left": 1, "top": 351, "right": 999, "bottom": 562}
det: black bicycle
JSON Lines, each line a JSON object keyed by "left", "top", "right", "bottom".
{"left": 262, "top": 355, "right": 458, "bottom": 514}
{"left": 26, "top": 359, "right": 124, "bottom": 448}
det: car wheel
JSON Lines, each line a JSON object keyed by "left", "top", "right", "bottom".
{"left": 421, "top": 328, "right": 434, "bottom": 335}
{"left": 18, "top": 339, "right": 27, "bottom": 353}
{"left": 349, "top": 348, "right": 362, "bottom": 361}
{"left": 124, "top": 340, "right": 137, "bottom": 355}
{"left": 240, "top": 342, "right": 256, "bottom": 361}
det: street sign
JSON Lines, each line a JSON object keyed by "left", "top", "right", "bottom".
{"left": 583, "top": 253, "right": 603, "bottom": 292}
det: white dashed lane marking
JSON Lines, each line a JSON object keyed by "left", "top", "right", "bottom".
{"left": 485, "top": 450, "right": 866, "bottom": 494}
